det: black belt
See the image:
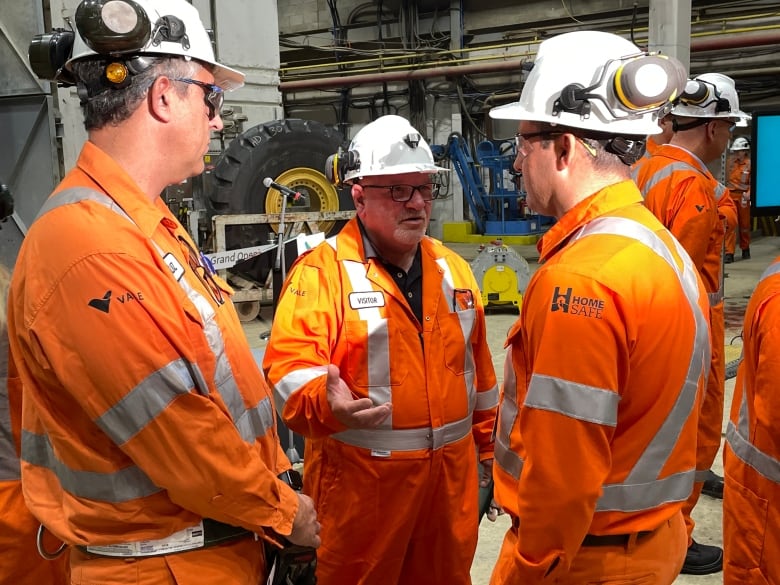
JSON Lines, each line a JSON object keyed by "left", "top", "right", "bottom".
{"left": 78, "top": 519, "right": 251, "bottom": 558}
{"left": 581, "top": 530, "right": 654, "bottom": 547}
{"left": 202, "top": 518, "right": 252, "bottom": 546}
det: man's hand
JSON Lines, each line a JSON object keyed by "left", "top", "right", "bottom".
{"left": 479, "top": 458, "right": 493, "bottom": 488}
{"left": 287, "top": 492, "right": 321, "bottom": 548}
{"left": 326, "top": 364, "right": 392, "bottom": 429}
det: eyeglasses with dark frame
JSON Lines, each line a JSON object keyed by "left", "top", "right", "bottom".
{"left": 360, "top": 182, "right": 442, "bottom": 202}
{"left": 171, "top": 77, "right": 224, "bottom": 121}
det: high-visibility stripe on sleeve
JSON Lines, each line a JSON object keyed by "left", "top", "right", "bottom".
{"left": 95, "top": 359, "right": 204, "bottom": 445}
{"left": 596, "top": 469, "right": 694, "bottom": 512}
{"left": 525, "top": 374, "right": 619, "bottom": 426}
{"left": 494, "top": 346, "right": 525, "bottom": 480}
{"left": 273, "top": 366, "right": 329, "bottom": 412}
{"left": 475, "top": 384, "right": 499, "bottom": 411}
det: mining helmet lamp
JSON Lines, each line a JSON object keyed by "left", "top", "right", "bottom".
{"left": 75, "top": 0, "right": 152, "bottom": 56}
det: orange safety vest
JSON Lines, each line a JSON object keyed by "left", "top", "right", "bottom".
{"left": 723, "top": 258, "right": 780, "bottom": 584}
{"left": 727, "top": 157, "right": 751, "bottom": 195}
{"left": 631, "top": 144, "right": 721, "bottom": 289}
{"left": 493, "top": 181, "right": 709, "bottom": 582}
{"left": 263, "top": 218, "right": 498, "bottom": 584}
{"left": 7, "top": 142, "right": 297, "bottom": 551}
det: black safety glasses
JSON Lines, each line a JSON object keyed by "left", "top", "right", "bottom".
{"left": 171, "top": 77, "right": 224, "bottom": 120}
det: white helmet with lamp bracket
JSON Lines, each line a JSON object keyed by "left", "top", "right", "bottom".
{"left": 325, "top": 115, "right": 447, "bottom": 186}
{"left": 671, "top": 73, "right": 746, "bottom": 122}
{"left": 28, "top": 0, "right": 243, "bottom": 93}
{"left": 489, "top": 31, "right": 687, "bottom": 137}
{"left": 730, "top": 136, "right": 750, "bottom": 151}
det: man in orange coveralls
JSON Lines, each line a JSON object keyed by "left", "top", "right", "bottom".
{"left": 488, "top": 31, "right": 710, "bottom": 584}
{"left": 724, "top": 136, "right": 752, "bottom": 262}
{"left": 263, "top": 114, "right": 499, "bottom": 585}
{"left": 6, "top": 1, "right": 319, "bottom": 583}
{"left": 633, "top": 72, "right": 747, "bottom": 575}
{"left": 723, "top": 259, "right": 780, "bottom": 584}
{"left": 0, "top": 189, "right": 67, "bottom": 585}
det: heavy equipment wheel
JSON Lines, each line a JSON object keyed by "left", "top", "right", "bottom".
{"left": 209, "top": 119, "right": 352, "bottom": 285}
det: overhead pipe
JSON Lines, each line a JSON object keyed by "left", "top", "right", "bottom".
{"left": 280, "top": 29, "right": 780, "bottom": 93}
{"left": 280, "top": 59, "right": 524, "bottom": 91}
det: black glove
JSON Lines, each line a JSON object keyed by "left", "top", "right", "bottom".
{"left": 0, "top": 183, "right": 13, "bottom": 224}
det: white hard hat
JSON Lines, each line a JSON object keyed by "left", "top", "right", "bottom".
{"left": 671, "top": 73, "right": 745, "bottom": 121}
{"left": 489, "top": 31, "right": 687, "bottom": 136}
{"left": 730, "top": 136, "right": 750, "bottom": 151}
{"left": 65, "top": 0, "right": 244, "bottom": 91}
{"left": 340, "top": 115, "right": 447, "bottom": 183}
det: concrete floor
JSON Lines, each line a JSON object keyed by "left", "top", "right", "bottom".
{"left": 243, "top": 233, "right": 780, "bottom": 585}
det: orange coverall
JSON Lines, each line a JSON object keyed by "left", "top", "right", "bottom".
{"left": 725, "top": 157, "right": 751, "bottom": 254}
{"left": 1, "top": 332, "right": 68, "bottom": 585}
{"left": 723, "top": 258, "right": 780, "bottom": 584}
{"left": 632, "top": 144, "right": 726, "bottom": 540}
{"left": 491, "top": 181, "right": 710, "bottom": 584}
{"left": 7, "top": 142, "right": 298, "bottom": 584}
{"left": 263, "top": 218, "right": 498, "bottom": 585}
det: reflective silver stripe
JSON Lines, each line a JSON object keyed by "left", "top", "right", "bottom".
{"left": 436, "top": 257, "right": 477, "bottom": 409}
{"left": 343, "top": 259, "right": 392, "bottom": 426}
{"left": 0, "top": 331, "right": 20, "bottom": 481}
{"left": 475, "top": 385, "right": 499, "bottom": 411}
{"left": 21, "top": 429, "right": 162, "bottom": 502}
{"left": 724, "top": 261, "right": 780, "bottom": 484}
{"left": 494, "top": 346, "right": 525, "bottom": 479}
{"left": 574, "top": 217, "right": 707, "bottom": 512}
{"left": 525, "top": 375, "right": 619, "bottom": 427}
{"left": 96, "top": 359, "right": 204, "bottom": 445}
{"left": 637, "top": 160, "right": 710, "bottom": 198}
{"left": 332, "top": 414, "right": 472, "bottom": 451}
{"left": 273, "top": 366, "right": 329, "bottom": 413}
{"left": 598, "top": 470, "right": 695, "bottom": 512}
{"left": 35, "top": 187, "right": 132, "bottom": 223}
{"left": 726, "top": 418, "right": 780, "bottom": 484}
{"left": 714, "top": 182, "right": 729, "bottom": 203}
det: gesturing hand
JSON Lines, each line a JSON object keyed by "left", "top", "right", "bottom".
{"left": 326, "top": 364, "right": 392, "bottom": 429}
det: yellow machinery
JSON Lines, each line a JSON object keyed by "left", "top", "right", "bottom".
{"left": 469, "top": 244, "right": 530, "bottom": 310}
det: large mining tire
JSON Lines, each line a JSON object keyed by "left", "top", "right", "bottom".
{"left": 209, "top": 119, "right": 352, "bottom": 284}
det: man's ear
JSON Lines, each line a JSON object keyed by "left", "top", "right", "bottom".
{"left": 352, "top": 184, "right": 365, "bottom": 210}
{"left": 148, "top": 76, "right": 175, "bottom": 122}
{"left": 555, "top": 133, "right": 576, "bottom": 170}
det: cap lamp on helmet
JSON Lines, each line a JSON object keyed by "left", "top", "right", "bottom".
{"left": 489, "top": 31, "right": 687, "bottom": 137}
{"left": 34, "top": 0, "right": 244, "bottom": 92}
{"left": 328, "top": 115, "right": 448, "bottom": 185}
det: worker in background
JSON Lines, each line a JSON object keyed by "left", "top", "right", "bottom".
{"left": 725, "top": 136, "right": 752, "bottom": 262}
{"left": 0, "top": 186, "right": 68, "bottom": 585}
{"left": 633, "top": 89, "right": 739, "bottom": 506}
{"left": 636, "top": 112, "right": 674, "bottom": 162}
{"left": 488, "top": 31, "right": 708, "bottom": 584}
{"left": 632, "top": 72, "right": 747, "bottom": 575}
{"left": 7, "top": 1, "right": 319, "bottom": 583}
{"left": 263, "top": 114, "right": 499, "bottom": 585}
{"left": 722, "top": 258, "right": 780, "bottom": 584}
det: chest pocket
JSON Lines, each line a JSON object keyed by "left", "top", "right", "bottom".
{"left": 438, "top": 310, "right": 475, "bottom": 376}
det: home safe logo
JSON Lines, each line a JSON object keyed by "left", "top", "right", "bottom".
{"left": 550, "top": 286, "right": 605, "bottom": 319}
{"left": 551, "top": 287, "right": 571, "bottom": 313}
